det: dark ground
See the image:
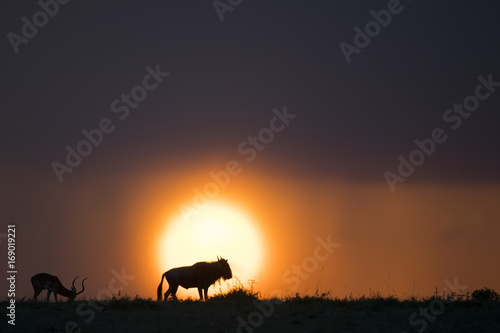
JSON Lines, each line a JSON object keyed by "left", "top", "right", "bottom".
{"left": 2, "top": 294, "right": 500, "bottom": 333}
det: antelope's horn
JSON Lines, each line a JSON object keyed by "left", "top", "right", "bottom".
{"left": 76, "top": 277, "right": 87, "bottom": 295}
{"left": 72, "top": 276, "right": 79, "bottom": 289}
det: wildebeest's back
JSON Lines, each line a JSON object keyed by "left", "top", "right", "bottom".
{"left": 166, "top": 262, "right": 218, "bottom": 289}
{"left": 165, "top": 266, "right": 199, "bottom": 289}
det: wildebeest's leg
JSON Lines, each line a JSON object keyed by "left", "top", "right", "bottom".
{"left": 170, "top": 284, "right": 178, "bottom": 300}
{"left": 46, "top": 290, "right": 51, "bottom": 302}
{"left": 204, "top": 288, "right": 209, "bottom": 301}
{"left": 164, "top": 284, "right": 178, "bottom": 301}
{"left": 198, "top": 288, "right": 203, "bottom": 300}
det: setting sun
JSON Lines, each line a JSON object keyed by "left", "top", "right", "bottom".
{"left": 157, "top": 201, "right": 263, "bottom": 298}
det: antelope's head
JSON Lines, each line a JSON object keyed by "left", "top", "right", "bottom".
{"left": 70, "top": 276, "right": 88, "bottom": 300}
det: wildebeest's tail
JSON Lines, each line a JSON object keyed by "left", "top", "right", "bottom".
{"left": 157, "top": 273, "right": 167, "bottom": 301}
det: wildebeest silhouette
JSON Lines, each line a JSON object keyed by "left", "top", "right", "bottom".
{"left": 157, "top": 256, "right": 232, "bottom": 301}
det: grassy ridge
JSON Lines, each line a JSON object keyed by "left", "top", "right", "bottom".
{"left": 2, "top": 287, "right": 500, "bottom": 332}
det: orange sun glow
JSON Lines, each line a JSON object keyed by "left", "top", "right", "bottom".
{"left": 157, "top": 201, "right": 264, "bottom": 298}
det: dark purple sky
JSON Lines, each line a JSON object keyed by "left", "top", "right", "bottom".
{"left": 2, "top": 0, "right": 499, "bottom": 183}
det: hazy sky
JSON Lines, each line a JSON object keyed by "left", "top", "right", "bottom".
{"left": 1, "top": 1, "right": 499, "bottom": 300}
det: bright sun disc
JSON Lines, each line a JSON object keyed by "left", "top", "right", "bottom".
{"left": 158, "top": 202, "right": 263, "bottom": 298}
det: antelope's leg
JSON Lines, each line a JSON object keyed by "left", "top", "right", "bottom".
{"left": 33, "top": 289, "right": 42, "bottom": 300}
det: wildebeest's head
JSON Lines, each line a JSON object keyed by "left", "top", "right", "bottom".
{"left": 217, "top": 256, "right": 233, "bottom": 280}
